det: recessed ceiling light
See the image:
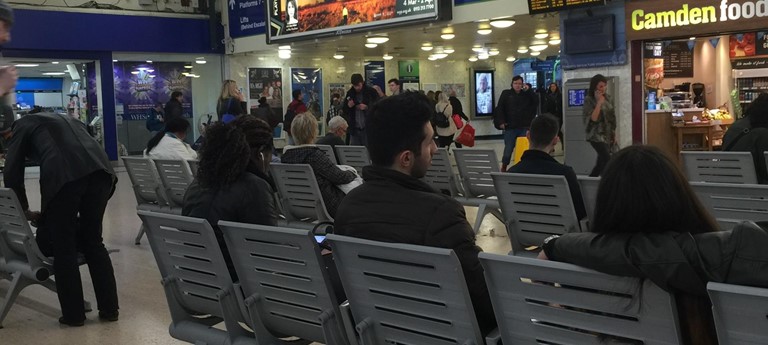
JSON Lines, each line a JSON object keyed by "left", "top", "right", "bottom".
{"left": 146, "top": 60, "right": 153, "bottom": 63}
{"left": 489, "top": 19, "right": 515, "bottom": 28}
{"left": 184, "top": 65, "right": 193, "bottom": 69}
{"left": 549, "top": 39, "right": 561, "bottom": 45}
{"left": 440, "top": 33, "right": 455, "bottom": 40}
{"left": 432, "top": 53, "right": 448, "bottom": 59}
{"left": 421, "top": 44, "right": 433, "bottom": 51}
{"left": 478, "top": 54, "right": 489, "bottom": 60}
{"left": 383, "top": 54, "right": 394, "bottom": 60}
{"left": 489, "top": 50, "right": 500, "bottom": 56}
{"left": 530, "top": 44, "right": 548, "bottom": 51}
{"left": 534, "top": 33, "right": 549, "bottom": 39}
{"left": 278, "top": 45, "right": 291, "bottom": 50}
{"left": 43, "top": 72, "right": 66, "bottom": 76}
{"left": 506, "top": 56, "right": 516, "bottom": 62}
{"left": 444, "top": 48, "right": 455, "bottom": 54}
{"left": 689, "top": 37, "right": 696, "bottom": 40}
{"left": 51, "top": 61, "right": 60, "bottom": 65}
{"left": 365, "top": 43, "right": 378, "bottom": 48}
{"left": 428, "top": 56, "right": 438, "bottom": 61}
{"left": 477, "top": 28, "right": 492, "bottom": 35}
{"left": 530, "top": 51, "right": 541, "bottom": 56}
{"left": 195, "top": 59, "right": 207, "bottom": 64}
{"left": 468, "top": 56, "right": 478, "bottom": 62}
{"left": 278, "top": 50, "right": 291, "bottom": 59}
{"left": 366, "top": 35, "right": 389, "bottom": 44}
{"left": 472, "top": 46, "right": 485, "bottom": 53}
{"left": 333, "top": 53, "right": 345, "bottom": 60}
{"left": 112, "top": 59, "right": 118, "bottom": 63}
{"left": 14, "top": 64, "right": 39, "bottom": 67}
{"left": 517, "top": 48, "right": 529, "bottom": 54}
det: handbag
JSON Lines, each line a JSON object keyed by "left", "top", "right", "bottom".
{"left": 454, "top": 122, "right": 475, "bottom": 147}
{"left": 452, "top": 114, "right": 464, "bottom": 129}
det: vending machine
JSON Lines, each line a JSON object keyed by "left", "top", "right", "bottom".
{"left": 563, "top": 76, "right": 617, "bottom": 175}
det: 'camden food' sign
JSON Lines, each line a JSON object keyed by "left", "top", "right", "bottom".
{"left": 625, "top": 0, "right": 768, "bottom": 40}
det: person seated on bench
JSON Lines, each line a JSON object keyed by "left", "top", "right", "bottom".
{"left": 334, "top": 91, "right": 497, "bottom": 336}
{"left": 723, "top": 92, "right": 768, "bottom": 184}
{"left": 539, "top": 145, "right": 721, "bottom": 344}
{"left": 507, "top": 113, "right": 586, "bottom": 221}
{"left": 182, "top": 117, "right": 278, "bottom": 279}
{"left": 144, "top": 117, "right": 197, "bottom": 161}
{"left": 316, "top": 115, "right": 347, "bottom": 148}
{"left": 281, "top": 113, "right": 357, "bottom": 217}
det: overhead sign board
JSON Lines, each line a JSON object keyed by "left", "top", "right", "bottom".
{"left": 228, "top": 0, "right": 266, "bottom": 38}
{"left": 528, "top": 0, "right": 605, "bottom": 15}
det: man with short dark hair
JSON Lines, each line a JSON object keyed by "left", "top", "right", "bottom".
{"left": 494, "top": 75, "right": 538, "bottom": 171}
{"left": 507, "top": 113, "right": 586, "bottom": 220}
{"left": 335, "top": 91, "right": 497, "bottom": 335}
{"left": 387, "top": 78, "right": 401, "bottom": 96}
{"left": 342, "top": 73, "right": 379, "bottom": 146}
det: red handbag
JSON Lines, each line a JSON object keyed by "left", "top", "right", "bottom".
{"left": 454, "top": 122, "right": 475, "bottom": 147}
{"left": 452, "top": 114, "right": 464, "bottom": 129}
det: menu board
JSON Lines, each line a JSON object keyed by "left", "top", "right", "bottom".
{"left": 662, "top": 42, "right": 694, "bottom": 78}
{"left": 528, "top": 0, "right": 605, "bottom": 15}
{"left": 267, "top": 0, "right": 450, "bottom": 43}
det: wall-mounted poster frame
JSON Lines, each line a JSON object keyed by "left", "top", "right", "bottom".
{"left": 473, "top": 69, "right": 495, "bottom": 117}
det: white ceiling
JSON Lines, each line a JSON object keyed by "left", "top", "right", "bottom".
{"left": 9, "top": 58, "right": 93, "bottom": 78}
{"left": 253, "top": 12, "right": 562, "bottom": 62}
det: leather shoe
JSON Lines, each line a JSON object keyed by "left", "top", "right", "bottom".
{"left": 58, "top": 317, "right": 85, "bottom": 327}
{"left": 98, "top": 311, "right": 119, "bottom": 322}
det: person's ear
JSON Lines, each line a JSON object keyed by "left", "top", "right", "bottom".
{"left": 526, "top": 131, "right": 532, "bottom": 141}
{"left": 396, "top": 150, "right": 412, "bottom": 169}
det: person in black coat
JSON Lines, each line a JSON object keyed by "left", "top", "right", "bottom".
{"left": 164, "top": 90, "right": 185, "bottom": 122}
{"left": 507, "top": 113, "right": 585, "bottom": 220}
{"left": 3, "top": 112, "right": 119, "bottom": 326}
{"left": 543, "top": 82, "right": 564, "bottom": 147}
{"left": 217, "top": 79, "right": 247, "bottom": 123}
{"left": 342, "top": 73, "right": 379, "bottom": 146}
{"left": 182, "top": 116, "right": 278, "bottom": 280}
{"left": 494, "top": 76, "right": 538, "bottom": 171}
{"left": 335, "top": 92, "right": 497, "bottom": 336}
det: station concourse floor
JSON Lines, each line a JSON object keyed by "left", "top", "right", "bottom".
{"left": 0, "top": 139, "right": 563, "bottom": 344}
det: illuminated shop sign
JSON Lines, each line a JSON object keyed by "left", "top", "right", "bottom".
{"left": 626, "top": 0, "right": 768, "bottom": 40}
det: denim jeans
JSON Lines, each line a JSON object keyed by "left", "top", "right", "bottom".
{"left": 502, "top": 128, "right": 528, "bottom": 165}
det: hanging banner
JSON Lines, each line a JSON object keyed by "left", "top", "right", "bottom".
{"left": 290, "top": 68, "right": 323, "bottom": 119}
{"left": 248, "top": 67, "right": 284, "bottom": 117}
{"left": 113, "top": 61, "right": 192, "bottom": 121}
{"left": 709, "top": 37, "right": 720, "bottom": 49}
{"left": 364, "top": 61, "right": 385, "bottom": 93}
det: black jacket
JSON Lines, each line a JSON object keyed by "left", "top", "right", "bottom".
{"left": 334, "top": 166, "right": 496, "bottom": 335}
{"left": 342, "top": 85, "right": 379, "bottom": 131}
{"left": 507, "top": 149, "right": 586, "bottom": 220}
{"left": 315, "top": 133, "right": 345, "bottom": 148}
{"left": 164, "top": 99, "right": 184, "bottom": 122}
{"left": 217, "top": 97, "right": 247, "bottom": 117}
{"left": 449, "top": 96, "right": 468, "bottom": 121}
{"left": 543, "top": 91, "right": 563, "bottom": 120}
{"left": 493, "top": 89, "right": 537, "bottom": 130}
{"left": 280, "top": 146, "right": 356, "bottom": 217}
{"left": 182, "top": 171, "right": 278, "bottom": 278}
{"left": 722, "top": 117, "right": 768, "bottom": 184}
{"left": 4, "top": 113, "right": 115, "bottom": 212}
{"left": 252, "top": 106, "right": 281, "bottom": 130}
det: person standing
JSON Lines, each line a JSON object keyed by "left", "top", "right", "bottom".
{"left": 164, "top": 90, "right": 185, "bottom": 123}
{"left": 387, "top": 78, "right": 401, "bottom": 96}
{"left": 494, "top": 76, "right": 538, "bottom": 171}
{"left": 217, "top": 80, "right": 246, "bottom": 123}
{"left": 3, "top": 113, "right": 119, "bottom": 326}
{"left": 543, "top": 82, "right": 564, "bottom": 148}
{"left": 583, "top": 74, "right": 616, "bottom": 177}
{"left": 145, "top": 102, "right": 165, "bottom": 135}
{"left": 284, "top": 89, "right": 307, "bottom": 145}
{"left": 435, "top": 91, "right": 457, "bottom": 148}
{"left": 343, "top": 73, "right": 379, "bottom": 146}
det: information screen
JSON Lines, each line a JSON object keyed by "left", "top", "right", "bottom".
{"left": 528, "top": 0, "right": 605, "bottom": 15}
{"left": 267, "top": 0, "right": 450, "bottom": 43}
{"left": 474, "top": 70, "right": 495, "bottom": 117}
{"left": 568, "top": 89, "right": 587, "bottom": 107}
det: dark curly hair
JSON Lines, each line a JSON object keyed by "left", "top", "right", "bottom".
{"left": 196, "top": 122, "right": 250, "bottom": 188}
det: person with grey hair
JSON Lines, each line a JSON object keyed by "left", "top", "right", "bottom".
{"left": 316, "top": 115, "right": 347, "bottom": 148}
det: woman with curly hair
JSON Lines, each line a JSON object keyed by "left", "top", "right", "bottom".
{"left": 182, "top": 116, "right": 277, "bottom": 278}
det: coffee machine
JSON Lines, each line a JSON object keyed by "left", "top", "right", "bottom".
{"left": 692, "top": 83, "right": 706, "bottom": 108}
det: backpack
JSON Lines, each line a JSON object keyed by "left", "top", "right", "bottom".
{"left": 433, "top": 104, "right": 450, "bottom": 128}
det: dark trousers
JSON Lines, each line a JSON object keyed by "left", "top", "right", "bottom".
{"left": 436, "top": 135, "right": 454, "bottom": 148}
{"left": 43, "top": 171, "right": 118, "bottom": 321}
{"left": 589, "top": 141, "right": 611, "bottom": 177}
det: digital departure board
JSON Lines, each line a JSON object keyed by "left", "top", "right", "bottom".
{"left": 528, "top": 0, "right": 605, "bottom": 15}
{"left": 267, "top": 0, "right": 452, "bottom": 43}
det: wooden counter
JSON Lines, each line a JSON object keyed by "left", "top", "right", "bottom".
{"left": 645, "top": 109, "right": 732, "bottom": 166}
{"left": 645, "top": 111, "right": 677, "bottom": 162}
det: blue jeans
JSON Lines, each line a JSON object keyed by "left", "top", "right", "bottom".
{"left": 502, "top": 128, "right": 528, "bottom": 165}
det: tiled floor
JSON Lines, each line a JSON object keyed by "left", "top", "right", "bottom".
{"left": 0, "top": 138, "right": 555, "bottom": 344}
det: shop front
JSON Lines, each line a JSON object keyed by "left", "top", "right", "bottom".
{"left": 626, "top": 0, "right": 768, "bottom": 163}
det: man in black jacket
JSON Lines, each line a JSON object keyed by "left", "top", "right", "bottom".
{"left": 2, "top": 113, "right": 119, "bottom": 326}
{"left": 334, "top": 91, "right": 497, "bottom": 335}
{"left": 508, "top": 113, "right": 586, "bottom": 220}
{"left": 342, "top": 73, "right": 379, "bottom": 146}
{"left": 163, "top": 90, "right": 184, "bottom": 122}
{"left": 494, "top": 76, "right": 538, "bottom": 171}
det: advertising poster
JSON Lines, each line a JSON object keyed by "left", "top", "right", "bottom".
{"left": 364, "top": 61, "right": 385, "bottom": 92}
{"left": 290, "top": 68, "right": 323, "bottom": 119}
{"left": 267, "top": 0, "right": 444, "bottom": 42}
{"left": 730, "top": 32, "right": 757, "bottom": 58}
{"left": 440, "top": 83, "right": 466, "bottom": 98}
{"left": 248, "top": 67, "right": 284, "bottom": 116}
{"left": 113, "top": 61, "right": 192, "bottom": 121}
{"left": 757, "top": 31, "right": 768, "bottom": 56}
{"left": 474, "top": 71, "right": 494, "bottom": 117}
{"left": 328, "top": 83, "right": 347, "bottom": 99}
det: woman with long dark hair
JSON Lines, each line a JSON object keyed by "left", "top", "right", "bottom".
{"left": 144, "top": 117, "right": 196, "bottom": 160}
{"left": 541, "top": 145, "right": 720, "bottom": 344}
{"left": 582, "top": 74, "right": 616, "bottom": 176}
{"left": 182, "top": 116, "right": 277, "bottom": 279}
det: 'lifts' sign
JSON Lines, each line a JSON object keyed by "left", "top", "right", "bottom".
{"left": 626, "top": 0, "right": 768, "bottom": 41}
